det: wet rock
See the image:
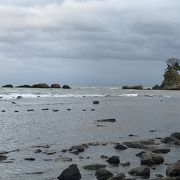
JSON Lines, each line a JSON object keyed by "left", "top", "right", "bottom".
{"left": 53, "top": 109, "right": 59, "bottom": 112}
{"left": 27, "top": 109, "right": 34, "bottom": 112}
{"left": 91, "top": 109, "right": 95, "bottom": 111}
{"left": 170, "top": 132, "right": 180, "bottom": 140}
{"left": 69, "top": 144, "right": 88, "bottom": 155}
{"left": 128, "top": 134, "right": 138, "bottom": 137}
{"left": 107, "top": 173, "right": 126, "bottom": 180}
{"left": 88, "top": 142, "right": 100, "bottom": 146}
{"left": 55, "top": 156, "right": 72, "bottom": 162}
{"left": 43, "top": 150, "right": 56, "bottom": 155}
{"left": 32, "top": 83, "right": 49, "bottom": 88}
{"left": 24, "top": 158, "right": 35, "bottom": 161}
{"left": 95, "top": 168, "right": 113, "bottom": 180}
{"left": 123, "top": 140, "right": 155, "bottom": 149}
{"left": 62, "top": 85, "right": 71, "bottom": 89}
{"left": 1, "top": 110, "right": 6, "bottom": 112}
{"left": 101, "top": 155, "right": 108, "bottom": 159}
{"left": 97, "top": 119, "right": 116, "bottom": 123}
{"left": 93, "top": 101, "right": 99, "bottom": 105}
{"left": 12, "top": 102, "right": 16, "bottom": 104}
{"left": 0, "top": 155, "right": 7, "bottom": 161}
{"left": 83, "top": 164, "right": 107, "bottom": 170}
{"left": 152, "top": 148, "right": 170, "bottom": 154}
{"left": 82, "top": 109, "right": 86, "bottom": 111}
{"left": 41, "top": 108, "right": 49, "bottom": 111}
{"left": 14, "top": 111, "right": 19, "bottom": 112}
{"left": 155, "top": 174, "right": 163, "bottom": 178}
{"left": 107, "top": 156, "right": 120, "bottom": 165}
{"left": 57, "top": 164, "right": 81, "bottom": 180}
{"left": 114, "top": 144, "right": 127, "bottom": 150}
{"left": 67, "top": 109, "right": 71, "bottom": 111}
{"left": 16, "top": 85, "right": 32, "bottom": 88}
{"left": 122, "top": 85, "right": 143, "bottom": 90}
{"left": 138, "top": 151, "right": 164, "bottom": 166}
{"left": 34, "top": 149, "right": 42, "bottom": 153}
{"left": 2, "top": 84, "right": 13, "bottom": 88}
{"left": 17, "top": 96, "right": 23, "bottom": 99}
{"left": 121, "top": 162, "right": 130, "bottom": 167}
{"left": 51, "top": 84, "right": 61, "bottom": 88}
{"left": 61, "top": 149, "right": 67, "bottom": 153}
{"left": 166, "top": 160, "right": 180, "bottom": 177}
{"left": 161, "top": 132, "right": 180, "bottom": 145}
{"left": 128, "top": 166, "right": 150, "bottom": 178}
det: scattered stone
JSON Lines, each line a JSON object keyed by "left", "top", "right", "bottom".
{"left": 152, "top": 148, "right": 171, "bottom": 154}
{"left": 91, "top": 109, "right": 95, "bottom": 111}
{"left": 166, "top": 160, "right": 180, "bottom": 177}
{"left": 16, "top": 85, "right": 32, "bottom": 88}
{"left": 27, "top": 109, "right": 34, "bottom": 112}
{"left": 31, "top": 144, "right": 50, "bottom": 149}
{"left": 97, "top": 119, "right": 116, "bottom": 123}
{"left": 12, "top": 102, "right": 16, "bottom": 104}
{"left": 123, "top": 140, "right": 156, "bottom": 149}
{"left": 82, "top": 109, "right": 86, "bottom": 111}
{"left": 155, "top": 174, "right": 163, "bottom": 178}
{"left": 0, "top": 155, "right": 7, "bottom": 161}
{"left": 101, "top": 155, "right": 108, "bottom": 159}
{"left": 121, "top": 162, "right": 130, "bottom": 167}
{"left": 69, "top": 144, "right": 88, "bottom": 155}
{"left": 107, "top": 173, "right": 126, "bottom": 180}
{"left": 88, "top": 142, "right": 100, "bottom": 146}
{"left": 67, "top": 109, "right": 71, "bottom": 111}
{"left": 93, "top": 101, "right": 99, "bottom": 105}
{"left": 14, "top": 111, "right": 19, "bottom": 112}
{"left": 34, "top": 149, "right": 42, "bottom": 153}
{"left": 43, "top": 150, "right": 56, "bottom": 155}
{"left": 53, "top": 109, "right": 59, "bottom": 112}
{"left": 55, "top": 156, "right": 72, "bottom": 162}
{"left": 128, "top": 134, "right": 138, "bottom": 137}
{"left": 41, "top": 108, "right": 49, "bottom": 111}
{"left": 1, "top": 110, "right": 6, "bottom": 112}
{"left": 107, "top": 156, "right": 120, "bottom": 165}
{"left": 114, "top": 144, "right": 127, "bottom": 150}
{"left": 128, "top": 166, "right": 150, "bottom": 178}
{"left": 61, "top": 149, "right": 67, "bottom": 153}
{"left": 161, "top": 132, "right": 180, "bottom": 145}
{"left": 43, "top": 159, "right": 53, "bottom": 161}
{"left": 24, "top": 158, "right": 35, "bottom": 161}
{"left": 95, "top": 168, "right": 113, "bottom": 180}
{"left": 83, "top": 164, "right": 107, "bottom": 170}
{"left": 57, "top": 164, "right": 81, "bottom": 180}
{"left": 17, "top": 96, "right": 23, "bottom": 99}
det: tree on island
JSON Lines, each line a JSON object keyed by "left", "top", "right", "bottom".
{"left": 160, "top": 58, "right": 180, "bottom": 89}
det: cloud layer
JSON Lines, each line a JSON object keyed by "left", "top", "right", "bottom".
{"left": 0, "top": 0, "right": 180, "bottom": 85}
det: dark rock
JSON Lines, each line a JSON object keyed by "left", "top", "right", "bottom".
{"left": 139, "top": 151, "right": 164, "bottom": 166}
{"left": 62, "top": 85, "right": 71, "bottom": 89}
{"left": 93, "top": 101, "right": 100, "bottom": 105}
{"left": 128, "top": 166, "right": 150, "bottom": 178}
{"left": 155, "top": 174, "right": 164, "bottom": 178}
{"left": 16, "top": 85, "right": 32, "bottom": 88}
{"left": 0, "top": 155, "right": 7, "bottom": 161}
{"left": 123, "top": 140, "right": 156, "bottom": 149}
{"left": 83, "top": 164, "right": 107, "bottom": 170}
{"left": 27, "top": 109, "right": 34, "bottom": 112}
{"left": 122, "top": 162, "right": 130, "bottom": 167}
{"left": 97, "top": 119, "right": 116, "bottom": 123}
{"left": 114, "top": 144, "right": 127, "bottom": 150}
{"left": 122, "top": 85, "right": 143, "bottom": 90}
{"left": 107, "top": 173, "right": 125, "bottom": 180}
{"left": 53, "top": 109, "right": 59, "bottom": 112}
{"left": 91, "top": 109, "right": 95, "bottom": 111}
{"left": 69, "top": 144, "right": 88, "bottom": 155}
{"left": 152, "top": 148, "right": 171, "bottom": 154}
{"left": 41, "top": 108, "right": 49, "bottom": 111}
{"left": 34, "top": 149, "right": 42, "bottom": 153}
{"left": 24, "top": 158, "right": 35, "bottom": 161}
{"left": 12, "top": 102, "right": 16, "bottom": 104}
{"left": 67, "top": 109, "right": 71, "bottom": 111}
{"left": 32, "top": 83, "right": 49, "bottom": 88}
{"left": 161, "top": 136, "right": 180, "bottom": 145}
{"left": 51, "top": 84, "right": 61, "bottom": 88}
{"left": 95, "top": 168, "right": 113, "bottom": 180}
{"left": 14, "top": 111, "right": 19, "bottom": 112}
{"left": 17, "top": 96, "right": 23, "bottom": 99}
{"left": 61, "top": 149, "right": 67, "bottom": 153}
{"left": 31, "top": 144, "right": 50, "bottom": 148}
{"left": 1, "top": 110, "right": 6, "bottom": 112}
{"left": 101, "top": 155, "right": 108, "bottom": 159}
{"left": 2, "top": 84, "right": 13, "bottom": 88}
{"left": 170, "top": 132, "right": 180, "bottom": 140}
{"left": 57, "top": 164, "right": 81, "bottom": 180}
{"left": 152, "top": 84, "right": 160, "bottom": 90}
{"left": 166, "top": 160, "right": 180, "bottom": 177}
{"left": 107, "top": 156, "right": 120, "bottom": 165}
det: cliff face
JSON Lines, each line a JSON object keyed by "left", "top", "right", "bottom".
{"left": 160, "top": 60, "right": 180, "bottom": 90}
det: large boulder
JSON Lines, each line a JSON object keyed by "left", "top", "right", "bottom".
{"left": 51, "top": 84, "right": 61, "bottom": 88}
{"left": 57, "top": 164, "right": 81, "bottom": 180}
{"left": 32, "top": 83, "right": 49, "bottom": 88}
{"left": 62, "top": 85, "right": 71, "bottom": 89}
{"left": 107, "top": 156, "right": 120, "bottom": 165}
{"left": 166, "top": 160, "right": 180, "bottom": 177}
{"left": 95, "top": 168, "right": 113, "bottom": 180}
{"left": 2, "top": 84, "right": 13, "bottom": 88}
{"left": 128, "top": 166, "right": 150, "bottom": 178}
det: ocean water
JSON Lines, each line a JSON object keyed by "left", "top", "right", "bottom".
{"left": 0, "top": 87, "right": 180, "bottom": 180}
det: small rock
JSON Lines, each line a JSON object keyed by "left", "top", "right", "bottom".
{"left": 62, "top": 85, "right": 71, "bottom": 89}
{"left": 107, "top": 156, "right": 120, "bottom": 165}
{"left": 122, "top": 162, "right": 130, "bottom": 167}
{"left": 41, "top": 108, "right": 49, "bottom": 111}
{"left": 0, "top": 155, "right": 7, "bottom": 161}
{"left": 83, "top": 164, "right": 107, "bottom": 170}
{"left": 53, "top": 109, "right": 59, "bottom": 112}
{"left": 152, "top": 148, "right": 171, "bottom": 154}
{"left": 34, "top": 149, "right": 42, "bottom": 153}
{"left": 114, "top": 144, "right": 127, "bottom": 150}
{"left": 101, "top": 155, "right": 108, "bottom": 159}
{"left": 24, "top": 158, "right": 35, "bottom": 161}
{"left": 93, "top": 101, "right": 99, "bottom": 105}
{"left": 97, "top": 119, "right": 116, "bottom": 123}
{"left": 107, "top": 173, "right": 125, "bottom": 180}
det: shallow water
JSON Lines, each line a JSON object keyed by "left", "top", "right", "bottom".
{"left": 0, "top": 87, "right": 180, "bottom": 179}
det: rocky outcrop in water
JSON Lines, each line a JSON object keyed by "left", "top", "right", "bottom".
{"left": 2, "top": 84, "right": 13, "bottom": 88}
{"left": 62, "top": 85, "right": 71, "bottom": 89}
{"left": 32, "top": 83, "right": 50, "bottom": 88}
{"left": 122, "top": 85, "right": 143, "bottom": 90}
{"left": 51, "top": 84, "right": 61, "bottom": 88}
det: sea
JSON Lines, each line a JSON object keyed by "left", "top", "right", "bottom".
{"left": 0, "top": 87, "right": 179, "bottom": 180}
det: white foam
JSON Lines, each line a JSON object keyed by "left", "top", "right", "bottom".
{"left": 118, "top": 94, "right": 138, "bottom": 97}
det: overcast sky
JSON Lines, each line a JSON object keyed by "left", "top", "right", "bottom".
{"left": 0, "top": 0, "right": 180, "bottom": 86}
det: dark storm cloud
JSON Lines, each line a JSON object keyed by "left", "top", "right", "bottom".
{"left": 0, "top": 0, "right": 179, "bottom": 85}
